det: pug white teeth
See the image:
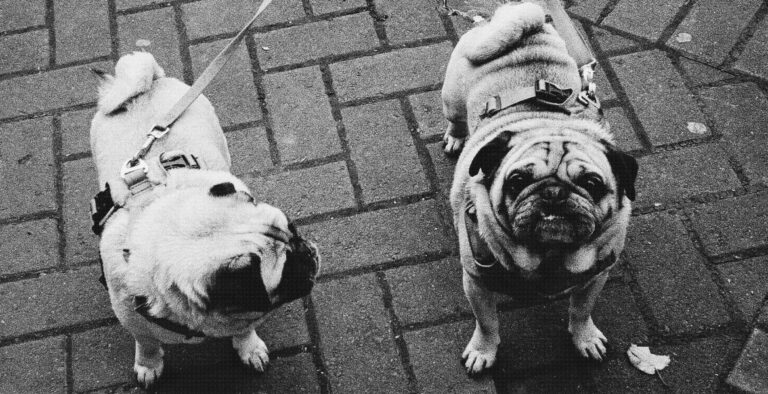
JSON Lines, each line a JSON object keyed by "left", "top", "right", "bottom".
{"left": 541, "top": 214, "right": 561, "bottom": 221}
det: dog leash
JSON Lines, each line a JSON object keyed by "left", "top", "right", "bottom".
{"left": 543, "top": 0, "right": 597, "bottom": 87}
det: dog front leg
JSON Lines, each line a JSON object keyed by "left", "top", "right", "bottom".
{"left": 568, "top": 270, "right": 609, "bottom": 360}
{"left": 133, "top": 336, "right": 164, "bottom": 388}
{"left": 462, "top": 268, "right": 500, "bottom": 375}
{"left": 233, "top": 329, "right": 270, "bottom": 372}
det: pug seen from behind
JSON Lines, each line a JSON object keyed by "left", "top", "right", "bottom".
{"left": 441, "top": 2, "right": 638, "bottom": 374}
{"left": 90, "top": 52, "right": 320, "bottom": 387}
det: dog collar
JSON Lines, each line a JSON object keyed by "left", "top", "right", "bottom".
{"left": 90, "top": 150, "right": 201, "bottom": 235}
{"left": 479, "top": 79, "right": 600, "bottom": 120}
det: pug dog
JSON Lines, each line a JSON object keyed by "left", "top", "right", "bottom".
{"left": 90, "top": 52, "right": 320, "bottom": 387}
{"left": 441, "top": 2, "right": 638, "bottom": 374}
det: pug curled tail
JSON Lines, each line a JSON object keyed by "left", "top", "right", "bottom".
{"left": 461, "top": 3, "right": 547, "bottom": 64}
{"left": 94, "top": 51, "right": 166, "bottom": 115}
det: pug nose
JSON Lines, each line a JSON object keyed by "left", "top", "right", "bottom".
{"left": 542, "top": 185, "right": 568, "bottom": 204}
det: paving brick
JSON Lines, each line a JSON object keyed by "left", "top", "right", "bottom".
{"left": 313, "top": 274, "right": 409, "bottom": 393}
{"left": 256, "top": 299, "right": 311, "bottom": 350}
{"left": 226, "top": 126, "right": 273, "bottom": 175}
{"left": 243, "top": 161, "right": 356, "bottom": 219}
{"left": 190, "top": 40, "right": 261, "bottom": 127}
{"left": 679, "top": 58, "right": 735, "bottom": 87}
{"left": 243, "top": 352, "right": 320, "bottom": 393}
{"left": 425, "top": 141, "right": 456, "bottom": 201}
{"left": 330, "top": 42, "right": 453, "bottom": 102}
{"left": 262, "top": 66, "right": 342, "bottom": 164}
{"left": 405, "top": 319, "right": 496, "bottom": 393}
{"left": 387, "top": 257, "right": 468, "bottom": 325}
{"left": 592, "top": 282, "right": 650, "bottom": 351}
{"left": 72, "top": 325, "right": 135, "bottom": 392}
{"left": 310, "top": 0, "right": 366, "bottom": 15}
{"left": 567, "top": 0, "right": 611, "bottom": 22}
{"left": 503, "top": 368, "right": 593, "bottom": 393}
{"left": 302, "top": 200, "right": 453, "bottom": 275}
{"left": 595, "top": 335, "right": 740, "bottom": 393}
{"left": 604, "top": 106, "right": 642, "bottom": 152}
{"left": 0, "top": 60, "right": 110, "bottom": 119}
{"left": 409, "top": 89, "right": 444, "bottom": 139}
{"left": 624, "top": 211, "right": 730, "bottom": 334}
{"left": 610, "top": 50, "right": 709, "bottom": 146}
{"left": 0, "top": 29, "right": 48, "bottom": 74}
{"left": 735, "top": 17, "right": 768, "bottom": 79}
{"left": 0, "top": 0, "right": 45, "bottom": 31}
{"left": 446, "top": 12, "right": 474, "bottom": 38}
{"left": 254, "top": 12, "right": 379, "bottom": 70}
{"left": 54, "top": 0, "right": 111, "bottom": 64}
{"left": 634, "top": 145, "right": 740, "bottom": 206}
{"left": 687, "top": 192, "right": 768, "bottom": 256}
{"left": 0, "top": 117, "right": 55, "bottom": 219}
{"left": 592, "top": 26, "right": 642, "bottom": 54}
{"left": 63, "top": 158, "right": 100, "bottom": 265}
{"left": 718, "top": 256, "right": 768, "bottom": 321}
{"left": 60, "top": 108, "right": 95, "bottom": 156}
{"left": 374, "top": 0, "right": 446, "bottom": 44}
{"left": 116, "top": 0, "right": 164, "bottom": 10}
{"left": 182, "top": 0, "right": 306, "bottom": 41}
{"left": 727, "top": 329, "right": 768, "bottom": 394}
{"left": 593, "top": 62, "right": 616, "bottom": 102}
{"left": 667, "top": 0, "right": 762, "bottom": 65}
{"left": 603, "top": 0, "right": 686, "bottom": 42}
{"left": 0, "top": 219, "right": 59, "bottom": 276}
{"left": 700, "top": 83, "right": 768, "bottom": 184}
{"left": 0, "top": 265, "right": 113, "bottom": 338}
{"left": 342, "top": 100, "right": 430, "bottom": 202}
{"left": 0, "top": 336, "right": 66, "bottom": 394}
{"left": 118, "top": 7, "right": 182, "bottom": 77}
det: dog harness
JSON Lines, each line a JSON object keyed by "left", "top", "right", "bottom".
{"left": 463, "top": 200, "right": 616, "bottom": 300}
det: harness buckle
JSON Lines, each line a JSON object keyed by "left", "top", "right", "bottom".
{"left": 148, "top": 125, "right": 170, "bottom": 139}
{"left": 480, "top": 96, "right": 503, "bottom": 119}
{"left": 534, "top": 80, "right": 573, "bottom": 107}
{"left": 120, "top": 158, "right": 151, "bottom": 194}
{"left": 577, "top": 82, "right": 600, "bottom": 108}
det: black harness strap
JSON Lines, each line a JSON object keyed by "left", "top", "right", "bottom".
{"left": 133, "top": 296, "right": 206, "bottom": 339}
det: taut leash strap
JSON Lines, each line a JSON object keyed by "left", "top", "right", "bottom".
{"left": 543, "top": 0, "right": 596, "bottom": 70}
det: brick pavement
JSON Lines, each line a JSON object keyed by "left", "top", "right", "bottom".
{"left": 1, "top": 0, "right": 767, "bottom": 392}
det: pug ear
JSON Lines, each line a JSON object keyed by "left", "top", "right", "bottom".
{"left": 207, "top": 253, "right": 272, "bottom": 312}
{"left": 605, "top": 148, "right": 638, "bottom": 201}
{"left": 468, "top": 131, "right": 513, "bottom": 177}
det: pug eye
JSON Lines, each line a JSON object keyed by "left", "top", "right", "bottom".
{"left": 576, "top": 174, "right": 607, "bottom": 201}
{"left": 507, "top": 171, "right": 533, "bottom": 192}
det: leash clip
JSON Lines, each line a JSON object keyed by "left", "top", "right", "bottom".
{"left": 120, "top": 157, "right": 150, "bottom": 190}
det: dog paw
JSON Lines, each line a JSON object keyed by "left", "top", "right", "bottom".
{"left": 233, "top": 331, "right": 270, "bottom": 372}
{"left": 134, "top": 361, "right": 163, "bottom": 388}
{"left": 461, "top": 327, "right": 499, "bottom": 375}
{"left": 443, "top": 134, "right": 466, "bottom": 155}
{"left": 569, "top": 318, "right": 608, "bottom": 361}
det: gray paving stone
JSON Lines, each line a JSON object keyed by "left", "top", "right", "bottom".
{"left": 405, "top": 319, "right": 496, "bottom": 393}
{"left": 718, "top": 256, "right": 768, "bottom": 321}
{"left": 330, "top": 42, "right": 453, "bottom": 102}
{"left": 0, "top": 117, "right": 55, "bottom": 219}
{"left": 667, "top": 0, "right": 762, "bottom": 65}
{"left": 0, "top": 29, "right": 48, "bottom": 74}
{"left": 610, "top": 50, "right": 709, "bottom": 147}
{"left": 687, "top": 192, "right": 768, "bottom": 256}
{"left": 342, "top": 99, "right": 430, "bottom": 202}
{"left": 603, "top": 0, "right": 686, "bottom": 42}
{"left": 244, "top": 352, "right": 320, "bottom": 393}
{"left": 311, "top": 0, "right": 367, "bottom": 15}
{"left": 604, "top": 106, "right": 643, "bottom": 152}
{"left": 0, "top": 60, "right": 110, "bottom": 120}
{"left": 735, "top": 17, "right": 768, "bottom": 79}
{"left": 409, "top": 89, "right": 444, "bottom": 139}
{"left": 591, "top": 283, "right": 650, "bottom": 351}
{"left": 302, "top": 200, "right": 453, "bottom": 275}
{"left": 115, "top": 0, "right": 164, "bottom": 9}
{"left": 256, "top": 299, "right": 311, "bottom": 351}
{"left": 503, "top": 368, "right": 592, "bottom": 393}
{"left": 262, "top": 66, "right": 342, "bottom": 164}
{"left": 593, "top": 62, "right": 616, "bottom": 102}
{"left": 375, "top": 0, "right": 446, "bottom": 44}
{"left": 72, "top": 325, "right": 134, "bottom": 392}
{"left": 254, "top": 12, "right": 379, "bottom": 70}
{"left": 313, "top": 274, "right": 409, "bottom": 393}
{"left": 624, "top": 211, "right": 731, "bottom": 334}
{"left": 118, "top": 7, "right": 183, "bottom": 77}
{"left": 190, "top": 41, "right": 261, "bottom": 128}
{"left": 226, "top": 126, "right": 273, "bottom": 175}
{"left": 496, "top": 299, "right": 572, "bottom": 368}
{"left": 700, "top": 82, "right": 768, "bottom": 184}
{"left": 567, "top": 0, "right": 611, "bottom": 22}
{"left": 182, "top": 0, "right": 306, "bottom": 41}
{"left": 727, "top": 329, "right": 768, "bottom": 394}
{"left": 0, "top": 219, "right": 59, "bottom": 276}
{"left": 634, "top": 144, "right": 740, "bottom": 207}
{"left": 592, "top": 25, "right": 642, "bottom": 54}
{"left": 595, "top": 335, "right": 740, "bottom": 393}
{"left": 0, "top": 265, "right": 113, "bottom": 338}
{"left": 53, "top": 0, "right": 111, "bottom": 64}
{"left": 387, "top": 257, "right": 468, "bottom": 325}
{"left": 0, "top": 0, "right": 45, "bottom": 31}
{"left": 679, "top": 58, "right": 735, "bottom": 87}
{"left": 243, "top": 161, "right": 356, "bottom": 220}
{"left": 0, "top": 336, "right": 66, "bottom": 394}
{"left": 426, "top": 141, "right": 456, "bottom": 201}
{"left": 60, "top": 108, "right": 95, "bottom": 156}
{"left": 63, "top": 158, "right": 100, "bottom": 265}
